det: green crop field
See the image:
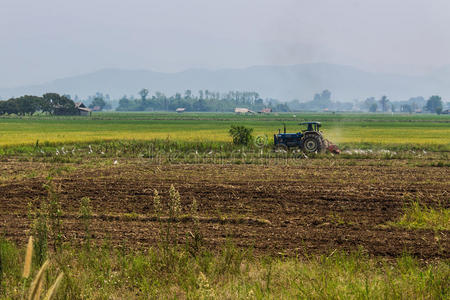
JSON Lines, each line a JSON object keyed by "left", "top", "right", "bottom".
{"left": 0, "top": 112, "right": 449, "bottom": 151}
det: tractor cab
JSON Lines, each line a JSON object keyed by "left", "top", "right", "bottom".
{"left": 300, "top": 122, "right": 321, "bottom": 132}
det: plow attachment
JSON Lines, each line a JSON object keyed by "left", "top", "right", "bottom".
{"left": 325, "top": 139, "right": 341, "bottom": 154}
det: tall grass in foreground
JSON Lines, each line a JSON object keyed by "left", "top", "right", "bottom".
{"left": 0, "top": 238, "right": 448, "bottom": 299}
{"left": 3, "top": 235, "right": 64, "bottom": 300}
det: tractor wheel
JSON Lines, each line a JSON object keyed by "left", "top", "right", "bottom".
{"left": 301, "top": 134, "right": 325, "bottom": 153}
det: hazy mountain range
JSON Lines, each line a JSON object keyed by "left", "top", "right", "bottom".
{"left": 1, "top": 63, "right": 449, "bottom": 102}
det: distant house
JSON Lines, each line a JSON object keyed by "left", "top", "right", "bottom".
{"left": 442, "top": 109, "right": 450, "bottom": 114}
{"left": 176, "top": 108, "right": 186, "bottom": 113}
{"left": 91, "top": 106, "right": 102, "bottom": 112}
{"left": 258, "top": 108, "right": 272, "bottom": 114}
{"left": 75, "top": 102, "right": 91, "bottom": 116}
{"left": 234, "top": 108, "right": 255, "bottom": 114}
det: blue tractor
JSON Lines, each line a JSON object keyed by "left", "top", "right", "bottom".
{"left": 274, "top": 122, "right": 326, "bottom": 153}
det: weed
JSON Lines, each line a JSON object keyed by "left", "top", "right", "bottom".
{"left": 26, "top": 180, "right": 64, "bottom": 265}
{"left": 79, "top": 197, "right": 93, "bottom": 249}
{"left": 185, "top": 197, "right": 204, "bottom": 257}
{"left": 169, "top": 184, "right": 182, "bottom": 219}
{"left": 153, "top": 189, "right": 162, "bottom": 216}
{"left": 28, "top": 201, "right": 48, "bottom": 267}
{"left": 151, "top": 185, "right": 184, "bottom": 269}
{"left": 393, "top": 200, "right": 449, "bottom": 231}
{"left": 197, "top": 271, "right": 215, "bottom": 299}
{"left": 43, "top": 180, "right": 63, "bottom": 253}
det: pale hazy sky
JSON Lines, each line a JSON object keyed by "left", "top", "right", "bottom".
{"left": 1, "top": 0, "right": 449, "bottom": 88}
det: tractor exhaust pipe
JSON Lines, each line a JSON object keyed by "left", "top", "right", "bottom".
{"left": 283, "top": 123, "right": 286, "bottom": 134}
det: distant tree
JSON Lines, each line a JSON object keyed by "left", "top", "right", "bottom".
{"left": 425, "top": 95, "right": 443, "bottom": 114}
{"left": 0, "top": 99, "right": 18, "bottom": 115}
{"left": 184, "top": 90, "right": 192, "bottom": 100}
{"left": 391, "top": 103, "right": 396, "bottom": 112}
{"left": 15, "top": 95, "right": 41, "bottom": 115}
{"left": 408, "top": 96, "right": 425, "bottom": 108}
{"left": 154, "top": 92, "right": 168, "bottom": 111}
{"left": 89, "top": 96, "right": 106, "bottom": 110}
{"left": 43, "top": 93, "right": 77, "bottom": 115}
{"left": 401, "top": 104, "right": 413, "bottom": 114}
{"left": 321, "top": 89, "right": 331, "bottom": 102}
{"left": 313, "top": 90, "right": 331, "bottom": 102}
{"left": 312, "top": 89, "right": 332, "bottom": 109}
{"left": 274, "top": 103, "right": 291, "bottom": 112}
{"left": 139, "top": 88, "right": 149, "bottom": 101}
{"left": 116, "top": 96, "right": 130, "bottom": 111}
{"left": 369, "top": 103, "right": 378, "bottom": 113}
{"left": 364, "top": 97, "right": 376, "bottom": 111}
{"left": 0, "top": 93, "right": 77, "bottom": 115}
{"left": 193, "top": 99, "right": 207, "bottom": 111}
{"left": 378, "top": 96, "right": 390, "bottom": 112}
{"left": 39, "top": 95, "right": 53, "bottom": 114}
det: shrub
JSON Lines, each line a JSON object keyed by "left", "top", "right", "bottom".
{"left": 229, "top": 125, "right": 254, "bottom": 146}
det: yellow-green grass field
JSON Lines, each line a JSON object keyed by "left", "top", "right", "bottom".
{"left": 0, "top": 112, "right": 449, "bottom": 150}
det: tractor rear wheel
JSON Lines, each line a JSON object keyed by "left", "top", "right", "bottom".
{"left": 301, "top": 134, "right": 325, "bottom": 153}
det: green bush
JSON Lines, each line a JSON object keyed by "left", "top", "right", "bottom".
{"left": 229, "top": 125, "right": 253, "bottom": 146}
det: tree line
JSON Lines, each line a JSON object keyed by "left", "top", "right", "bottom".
{"left": 362, "top": 95, "right": 445, "bottom": 114}
{"left": 116, "top": 89, "right": 290, "bottom": 112}
{"left": 1, "top": 89, "right": 446, "bottom": 115}
{"left": 0, "top": 93, "right": 78, "bottom": 115}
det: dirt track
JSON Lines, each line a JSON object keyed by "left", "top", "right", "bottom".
{"left": 0, "top": 159, "right": 448, "bottom": 259}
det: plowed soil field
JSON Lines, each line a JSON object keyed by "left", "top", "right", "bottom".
{"left": 1, "top": 159, "right": 448, "bottom": 259}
